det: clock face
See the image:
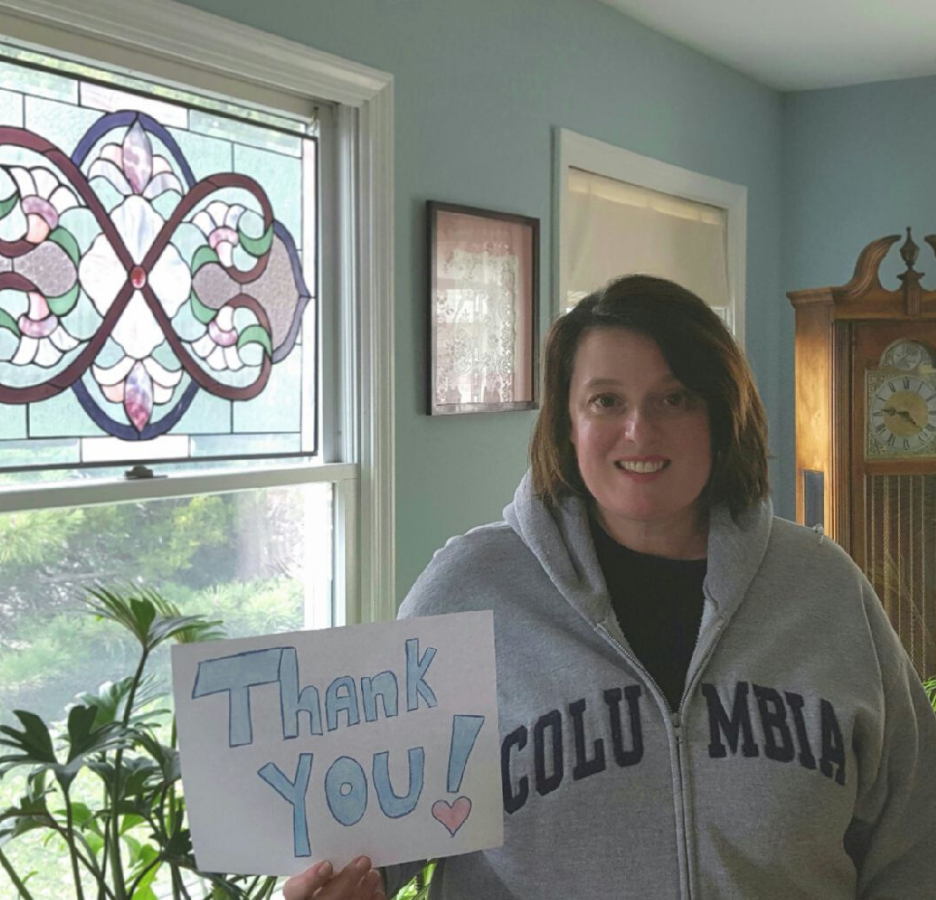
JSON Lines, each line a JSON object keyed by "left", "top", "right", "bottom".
{"left": 881, "top": 340, "right": 932, "bottom": 372}
{"left": 867, "top": 372, "right": 936, "bottom": 457}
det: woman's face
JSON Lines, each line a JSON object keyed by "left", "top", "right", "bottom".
{"left": 568, "top": 327, "right": 712, "bottom": 555}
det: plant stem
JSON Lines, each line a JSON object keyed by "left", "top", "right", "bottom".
{"left": 127, "top": 852, "right": 163, "bottom": 897}
{"left": 62, "top": 787, "right": 87, "bottom": 900}
{"left": 110, "top": 648, "right": 149, "bottom": 900}
{"left": 173, "top": 867, "right": 192, "bottom": 900}
{"left": 170, "top": 864, "right": 182, "bottom": 900}
{"left": 0, "top": 847, "right": 36, "bottom": 900}
{"left": 167, "top": 719, "right": 179, "bottom": 834}
{"left": 46, "top": 816, "right": 108, "bottom": 892}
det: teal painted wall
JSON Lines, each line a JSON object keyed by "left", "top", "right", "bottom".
{"left": 784, "top": 76, "right": 936, "bottom": 297}
{"left": 176, "top": 0, "right": 788, "bottom": 601}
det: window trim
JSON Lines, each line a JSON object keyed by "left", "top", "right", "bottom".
{"left": 0, "top": 0, "right": 396, "bottom": 624}
{"left": 553, "top": 127, "right": 747, "bottom": 346}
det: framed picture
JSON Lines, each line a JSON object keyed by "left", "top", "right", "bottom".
{"left": 428, "top": 202, "right": 539, "bottom": 415}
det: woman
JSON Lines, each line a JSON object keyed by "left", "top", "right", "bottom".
{"left": 286, "top": 275, "right": 936, "bottom": 899}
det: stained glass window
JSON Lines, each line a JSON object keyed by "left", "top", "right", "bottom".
{"left": 0, "top": 49, "right": 317, "bottom": 473}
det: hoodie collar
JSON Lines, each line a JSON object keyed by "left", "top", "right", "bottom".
{"left": 504, "top": 470, "right": 773, "bottom": 629}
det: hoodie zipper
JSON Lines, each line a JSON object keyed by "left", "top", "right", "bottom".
{"left": 597, "top": 613, "right": 725, "bottom": 900}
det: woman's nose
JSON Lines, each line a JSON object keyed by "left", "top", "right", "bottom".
{"left": 623, "top": 406, "right": 649, "bottom": 440}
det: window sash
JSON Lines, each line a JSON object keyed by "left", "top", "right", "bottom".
{"left": 0, "top": 0, "right": 395, "bottom": 625}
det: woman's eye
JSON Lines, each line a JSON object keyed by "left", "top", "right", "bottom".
{"left": 663, "top": 392, "right": 686, "bottom": 407}
{"left": 590, "top": 394, "right": 618, "bottom": 409}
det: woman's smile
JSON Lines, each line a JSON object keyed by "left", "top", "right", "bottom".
{"left": 614, "top": 457, "right": 669, "bottom": 475}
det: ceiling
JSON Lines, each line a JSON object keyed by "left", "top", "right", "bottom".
{"left": 600, "top": 0, "right": 936, "bottom": 91}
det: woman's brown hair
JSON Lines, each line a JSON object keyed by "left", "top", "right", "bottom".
{"left": 530, "top": 275, "right": 769, "bottom": 518}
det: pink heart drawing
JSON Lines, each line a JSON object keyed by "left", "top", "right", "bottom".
{"left": 432, "top": 796, "right": 472, "bottom": 836}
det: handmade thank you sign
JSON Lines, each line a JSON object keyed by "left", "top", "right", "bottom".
{"left": 171, "top": 611, "right": 501, "bottom": 875}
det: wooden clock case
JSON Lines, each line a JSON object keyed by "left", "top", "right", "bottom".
{"left": 788, "top": 230, "right": 936, "bottom": 677}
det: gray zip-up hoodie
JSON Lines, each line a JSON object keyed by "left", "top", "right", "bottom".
{"left": 389, "top": 472, "right": 936, "bottom": 898}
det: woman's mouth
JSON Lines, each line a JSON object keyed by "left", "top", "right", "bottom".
{"left": 614, "top": 459, "right": 669, "bottom": 474}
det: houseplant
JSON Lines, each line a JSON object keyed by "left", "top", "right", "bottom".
{"left": 0, "top": 586, "right": 434, "bottom": 899}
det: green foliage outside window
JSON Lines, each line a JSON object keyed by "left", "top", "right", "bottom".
{"left": 0, "top": 490, "right": 313, "bottom": 897}
{"left": 0, "top": 492, "right": 305, "bottom": 722}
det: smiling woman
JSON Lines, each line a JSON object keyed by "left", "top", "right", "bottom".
{"left": 289, "top": 274, "right": 936, "bottom": 899}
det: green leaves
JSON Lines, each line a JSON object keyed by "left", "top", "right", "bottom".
{"left": 0, "top": 773, "right": 54, "bottom": 842}
{"left": 924, "top": 676, "right": 936, "bottom": 713}
{"left": 59, "top": 706, "right": 129, "bottom": 789}
{"left": 393, "top": 861, "right": 438, "bottom": 899}
{"left": 0, "top": 706, "right": 129, "bottom": 792}
{"left": 133, "top": 732, "right": 180, "bottom": 785}
{"left": 73, "top": 675, "right": 166, "bottom": 730}
{"left": 86, "top": 586, "right": 210, "bottom": 655}
{"left": 0, "top": 712, "right": 57, "bottom": 770}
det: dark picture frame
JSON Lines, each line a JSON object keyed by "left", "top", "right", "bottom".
{"left": 428, "top": 201, "right": 539, "bottom": 415}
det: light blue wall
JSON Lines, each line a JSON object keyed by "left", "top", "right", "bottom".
{"left": 784, "top": 76, "right": 936, "bottom": 298}
{"left": 176, "top": 0, "right": 788, "bottom": 600}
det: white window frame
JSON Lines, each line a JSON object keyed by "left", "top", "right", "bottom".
{"left": 554, "top": 127, "right": 747, "bottom": 347}
{"left": 0, "top": 0, "right": 395, "bottom": 624}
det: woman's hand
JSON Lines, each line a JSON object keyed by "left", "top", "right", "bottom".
{"left": 283, "top": 856, "right": 386, "bottom": 900}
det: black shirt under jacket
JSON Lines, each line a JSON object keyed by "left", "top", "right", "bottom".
{"left": 589, "top": 516, "right": 706, "bottom": 713}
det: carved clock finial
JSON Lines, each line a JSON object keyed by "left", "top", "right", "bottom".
{"left": 900, "top": 227, "right": 919, "bottom": 270}
{"left": 898, "top": 227, "right": 924, "bottom": 315}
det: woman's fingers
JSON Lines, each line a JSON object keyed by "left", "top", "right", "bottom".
{"left": 359, "top": 867, "right": 385, "bottom": 898}
{"left": 326, "top": 856, "right": 378, "bottom": 897}
{"left": 282, "top": 860, "right": 333, "bottom": 900}
{"left": 282, "top": 856, "right": 384, "bottom": 900}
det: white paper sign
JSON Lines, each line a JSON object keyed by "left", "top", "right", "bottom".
{"left": 171, "top": 611, "right": 501, "bottom": 875}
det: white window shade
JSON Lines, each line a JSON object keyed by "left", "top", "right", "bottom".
{"left": 564, "top": 167, "right": 730, "bottom": 321}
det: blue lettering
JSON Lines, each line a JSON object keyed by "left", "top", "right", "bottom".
{"left": 325, "top": 676, "right": 360, "bottom": 731}
{"left": 257, "top": 753, "right": 314, "bottom": 857}
{"left": 361, "top": 671, "right": 399, "bottom": 722}
{"left": 325, "top": 756, "right": 368, "bottom": 826}
{"left": 279, "top": 647, "right": 323, "bottom": 738}
{"left": 447, "top": 714, "right": 485, "bottom": 792}
{"left": 192, "top": 648, "right": 283, "bottom": 747}
{"left": 373, "top": 748, "right": 424, "bottom": 818}
{"left": 405, "top": 638, "right": 437, "bottom": 711}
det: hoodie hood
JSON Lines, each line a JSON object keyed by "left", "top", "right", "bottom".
{"left": 503, "top": 469, "right": 774, "bottom": 634}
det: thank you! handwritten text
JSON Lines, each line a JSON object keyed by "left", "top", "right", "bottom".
{"left": 171, "top": 612, "right": 501, "bottom": 876}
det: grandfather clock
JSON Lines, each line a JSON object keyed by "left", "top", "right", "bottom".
{"left": 788, "top": 229, "right": 936, "bottom": 678}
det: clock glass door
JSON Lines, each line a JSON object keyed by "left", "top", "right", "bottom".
{"left": 865, "top": 474, "right": 936, "bottom": 677}
{"left": 853, "top": 322, "right": 936, "bottom": 678}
